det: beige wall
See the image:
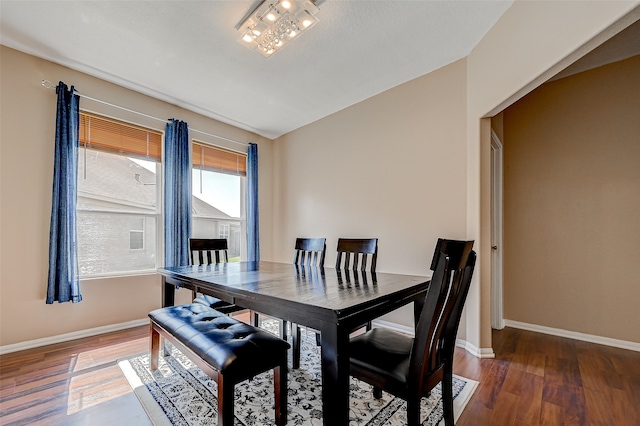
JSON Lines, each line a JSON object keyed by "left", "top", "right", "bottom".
{"left": 502, "top": 55, "right": 640, "bottom": 343}
{"left": 0, "top": 46, "right": 273, "bottom": 347}
{"left": 273, "top": 59, "right": 469, "bottom": 329}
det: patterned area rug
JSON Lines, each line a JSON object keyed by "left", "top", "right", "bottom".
{"left": 119, "top": 323, "right": 477, "bottom": 425}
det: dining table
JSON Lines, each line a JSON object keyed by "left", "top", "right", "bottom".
{"left": 157, "top": 261, "right": 430, "bottom": 426}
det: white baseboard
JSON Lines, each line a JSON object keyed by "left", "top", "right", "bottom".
{"left": 372, "top": 319, "right": 495, "bottom": 358}
{"left": 504, "top": 319, "right": 640, "bottom": 353}
{"left": 372, "top": 319, "right": 415, "bottom": 336}
{"left": 456, "top": 338, "right": 496, "bottom": 358}
{"left": 3, "top": 317, "right": 506, "bottom": 358}
{"left": 0, "top": 319, "right": 148, "bottom": 355}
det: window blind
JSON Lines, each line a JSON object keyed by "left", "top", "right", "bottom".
{"left": 79, "top": 112, "right": 162, "bottom": 160}
{"left": 192, "top": 141, "right": 247, "bottom": 176}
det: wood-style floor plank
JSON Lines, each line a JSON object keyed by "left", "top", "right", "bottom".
{"left": 2, "top": 324, "right": 640, "bottom": 425}
{"left": 454, "top": 328, "right": 640, "bottom": 426}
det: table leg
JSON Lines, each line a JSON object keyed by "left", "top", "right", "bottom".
{"left": 319, "top": 322, "right": 350, "bottom": 426}
{"left": 162, "top": 277, "right": 175, "bottom": 308}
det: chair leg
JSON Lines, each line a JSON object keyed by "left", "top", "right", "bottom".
{"left": 292, "top": 324, "right": 301, "bottom": 369}
{"left": 406, "top": 396, "right": 421, "bottom": 426}
{"left": 442, "top": 365, "right": 455, "bottom": 426}
{"left": 373, "top": 387, "right": 383, "bottom": 399}
{"left": 274, "top": 364, "right": 288, "bottom": 426}
{"left": 218, "top": 374, "right": 235, "bottom": 426}
{"left": 280, "top": 319, "right": 288, "bottom": 341}
{"left": 365, "top": 320, "right": 372, "bottom": 331}
{"left": 250, "top": 311, "right": 259, "bottom": 326}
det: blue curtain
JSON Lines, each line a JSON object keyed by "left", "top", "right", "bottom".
{"left": 247, "top": 143, "right": 260, "bottom": 261}
{"left": 47, "top": 82, "right": 82, "bottom": 304}
{"left": 164, "top": 119, "right": 191, "bottom": 267}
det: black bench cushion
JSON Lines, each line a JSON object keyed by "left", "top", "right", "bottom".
{"left": 149, "top": 303, "right": 290, "bottom": 376}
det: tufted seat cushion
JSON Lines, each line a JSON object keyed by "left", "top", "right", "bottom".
{"left": 149, "top": 303, "right": 289, "bottom": 425}
{"left": 149, "top": 303, "right": 290, "bottom": 379}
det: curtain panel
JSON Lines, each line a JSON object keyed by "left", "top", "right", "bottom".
{"left": 164, "top": 119, "right": 191, "bottom": 267}
{"left": 46, "top": 81, "right": 82, "bottom": 304}
{"left": 247, "top": 143, "right": 260, "bottom": 261}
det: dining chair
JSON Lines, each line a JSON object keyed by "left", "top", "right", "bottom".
{"left": 337, "top": 237, "right": 378, "bottom": 331}
{"left": 335, "top": 238, "right": 378, "bottom": 271}
{"left": 190, "top": 238, "right": 245, "bottom": 315}
{"left": 253, "top": 238, "right": 327, "bottom": 348}
{"left": 294, "top": 237, "right": 326, "bottom": 266}
{"left": 349, "top": 239, "right": 476, "bottom": 426}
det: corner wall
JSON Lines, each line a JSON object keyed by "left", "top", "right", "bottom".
{"left": 274, "top": 59, "right": 469, "bottom": 330}
{"left": 503, "top": 55, "right": 640, "bottom": 343}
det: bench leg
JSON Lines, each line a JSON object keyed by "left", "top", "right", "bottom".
{"left": 150, "top": 322, "right": 160, "bottom": 370}
{"left": 274, "top": 362, "right": 288, "bottom": 426}
{"left": 218, "top": 374, "right": 235, "bottom": 426}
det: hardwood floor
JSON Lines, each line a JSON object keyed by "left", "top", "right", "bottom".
{"left": 2, "top": 322, "right": 640, "bottom": 425}
{"left": 455, "top": 328, "right": 640, "bottom": 426}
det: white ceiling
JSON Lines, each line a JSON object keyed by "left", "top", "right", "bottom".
{"left": 0, "top": 0, "right": 513, "bottom": 139}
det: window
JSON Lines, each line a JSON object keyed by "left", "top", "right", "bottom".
{"left": 219, "top": 224, "right": 230, "bottom": 240}
{"left": 191, "top": 141, "right": 246, "bottom": 262}
{"left": 130, "top": 217, "right": 145, "bottom": 250}
{"left": 77, "top": 112, "right": 162, "bottom": 277}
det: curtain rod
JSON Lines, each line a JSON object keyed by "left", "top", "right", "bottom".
{"left": 41, "top": 80, "right": 249, "bottom": 149}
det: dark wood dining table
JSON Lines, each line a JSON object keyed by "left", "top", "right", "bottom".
{"left": 158, "top": 261, "right": 430, "bottom": 426}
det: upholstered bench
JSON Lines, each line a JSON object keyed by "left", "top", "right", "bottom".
{"left": 149, "top": 303, "right": 290, "bottom": 425}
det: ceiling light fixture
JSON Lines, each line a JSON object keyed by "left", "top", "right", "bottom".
{"left": 238, "top": 0, "right": 320, "bottom": 57}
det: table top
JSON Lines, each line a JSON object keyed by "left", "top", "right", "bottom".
{"left": 158, "top": 261, "right": 430, "bottom": 323}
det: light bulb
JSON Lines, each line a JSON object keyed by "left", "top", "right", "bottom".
{"left": 267, "top": 12, "right": 276, "bottom": 21}
{"left": 243, "top": 33, "right": 253, "bottom": 43}
{"left": 281, "top": 0, "right": 291, "bottom": 9}
{"left": 302, "top": 19, "right": 312, "bottom": 28}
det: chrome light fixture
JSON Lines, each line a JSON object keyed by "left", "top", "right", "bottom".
{"left": 238, "top": 0, "right": 320, "bottom": 57}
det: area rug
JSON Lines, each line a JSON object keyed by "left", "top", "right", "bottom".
{"left": 119, "top": 324, "right": 477, "bottom": 426}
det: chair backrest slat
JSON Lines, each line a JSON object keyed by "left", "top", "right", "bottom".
{"left": 189, "top": 238, "right": 229, "bottom": 266}
{"left": 335, "top": 238, "right": 378, "bottom": 272}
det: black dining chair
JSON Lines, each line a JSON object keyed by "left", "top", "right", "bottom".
{"left": 190, "top": 238, "right": 245, "bottom": 315}
{"left": 253, "top": 238, "right": 327, "bottom": 347}
{"left": 335, "top": 238, "right": 378, "bottom": 272}
{"left": 337, "top": 238, "right": 378, "bottom": 331}
{"left": 349, "top": 239, "right": 476, "bottom": 426}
